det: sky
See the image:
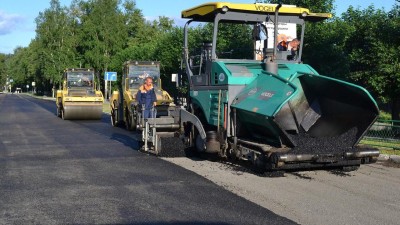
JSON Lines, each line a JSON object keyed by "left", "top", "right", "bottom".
{"left": 0, "top": 0, "right": 397, "bottom": 54}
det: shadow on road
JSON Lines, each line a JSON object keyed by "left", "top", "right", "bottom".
{"left": 96, "top": 222, "right": 234, "bottom": 225}
{"left": 24, "top": 95, "right": 141, "bottom": 151}
{"left": 110, "top": 132, "right": 141, "bottom": 150}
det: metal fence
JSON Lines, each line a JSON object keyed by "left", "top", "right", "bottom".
{"left": 361, "top": 120, "right": 400, "bottom": 150}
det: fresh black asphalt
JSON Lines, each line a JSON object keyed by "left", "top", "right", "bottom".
{"left": 0, "top": 93, "right": 297, "bottom": 225}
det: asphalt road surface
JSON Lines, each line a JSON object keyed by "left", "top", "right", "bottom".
{"left": 0, "top": 93, "right": 296, "bottom": 225}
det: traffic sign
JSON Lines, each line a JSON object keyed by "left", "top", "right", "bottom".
{"left": 32, "top": 82, "right": 36, "bottom": 87}
{"left": 104, "top": 72, "right": 117, "bottom": 81}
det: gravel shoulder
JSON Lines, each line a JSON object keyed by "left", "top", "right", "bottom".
{"left": 163, "top": 157, "right": 400, "bottom": 225}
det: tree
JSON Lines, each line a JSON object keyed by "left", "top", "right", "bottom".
{"left": 6, "top": 47, "right": 34, "bottom": 92}
{"left": 263, "top": 0, "right": 334, "bottom": 14}
{"left": 4, "top": 0, "right": 398, "bottom": 121}
{"left": 0, "top": 54, "right": 7, "bottom": 90}
{"left": 341, "top": 5, "right": 400, "bottom": 120}
{"left": 153, "top": 26, "right": 184, "bottom": 95}
{"left": 34, "top": 0, "right": 78, "bottom": 94}
{"left": 77, "top": 0, "right": 128, "bottom": 94}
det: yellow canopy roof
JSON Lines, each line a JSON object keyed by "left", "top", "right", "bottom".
{"left": 181, "top": 2, "right": 332, "bottom": 22}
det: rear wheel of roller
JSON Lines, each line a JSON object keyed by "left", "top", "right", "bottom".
{"left": 125, "top": 110, "right": 136, "bottom": 131}
{"left": 56, "top": 106, "right": 61, "bottom": 118}
{"left": 61, "top": 109, "right": 65, "bottom": 120}
{"left": 111, "top": 108, "right": 118, "bottom": 127}
{"left": 155, "top": 135, "right": 162, "bottom": 155}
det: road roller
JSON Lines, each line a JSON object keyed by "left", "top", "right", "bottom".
{"left": 168, "top": 2, "right": 381, "bottom": 171}
{"left": 110, "top": 61, "right": 175, "bottom": 129}
{"left": 56, "top": 68, "right": 103, "bottom": 120}
{"left": 110, "top": 61, "right": 184, "bottom": 156}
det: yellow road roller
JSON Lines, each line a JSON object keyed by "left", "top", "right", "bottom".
{"left": 56, "top": 68, "right": 103, "bottom": 120}
{"left": 110, "top": 61, "right": 175, "bottom": 130}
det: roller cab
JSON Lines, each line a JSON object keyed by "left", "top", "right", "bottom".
{"left": 56, "top": 68, "right": 103, "bottom": 120}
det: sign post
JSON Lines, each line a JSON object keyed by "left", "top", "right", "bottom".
{"left": 104, "top": 72, "right": 117, "bottom": 100}
{"left": 105, "top": 75, "right": 108, "bottom": 100}
{"left": 32, "top": 82, "right": 35, "bottom": 94}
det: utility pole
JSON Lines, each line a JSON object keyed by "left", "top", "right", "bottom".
{"left": 105, "top": 76, "right": 108, "bottom": 100}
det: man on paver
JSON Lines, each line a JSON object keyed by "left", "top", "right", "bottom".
{"left": 137, "top": 76, "right": 157, "bottom": 119}
{"left": 277, "top": 38, "right": 300, "bottom": 60}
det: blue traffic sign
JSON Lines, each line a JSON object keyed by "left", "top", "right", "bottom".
{"left": 104, "top": 72, "right": 117, "bottom": 81}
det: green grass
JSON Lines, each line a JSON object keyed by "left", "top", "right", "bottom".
{"left": 378, "top": 110, "right": 392, "bottom": 121}
{"left": 378, "top": 148, "right": 400, "bottom": 156}
{"left": 360, "top": 138, "right": 400, "bottom": 149}
{"left": 103, "top": 101, "right": 111, "bottom": 114}
{"left": 360, "top": 138, "right": 400, "bottom": 155}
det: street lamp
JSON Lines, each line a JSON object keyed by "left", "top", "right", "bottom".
{"left": 9, "top": 78, "right": 13, "bottom": 93}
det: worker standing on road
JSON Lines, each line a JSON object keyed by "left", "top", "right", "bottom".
{"left": 137, "top": 76, "right": 157, "bottom": 119}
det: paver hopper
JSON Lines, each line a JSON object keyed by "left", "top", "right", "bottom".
{"left": 230, "top": 69, "right": 379, "bottom": 169}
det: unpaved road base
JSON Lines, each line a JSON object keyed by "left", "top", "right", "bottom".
{"left": 163, "top": 157, "right": 400, "bottom": 225}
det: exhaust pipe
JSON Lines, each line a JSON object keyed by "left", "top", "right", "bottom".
{"left": 278, "top": 153, "right": 316, "bottom": 162}
{"left": 345, "top": 150, "right": 380, "bottom": 159}
{"left": 276, "top": 150, "right": 380, "bottom": 164}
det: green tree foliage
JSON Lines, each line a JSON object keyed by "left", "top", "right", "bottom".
{"left": 264, "top": 0, "right": 400, "bottom": 119}
{"left": 342, "top": 5, "right": 400, "bottom": 120}
{"left": 76, "top": 0, "right": 128, "bottom": 92}
{"left": 153, "top": 26, "right": 184, "bottom": 95}
{"left": 123, "top": 0, "right": 147, "bottom": 44}
{"left": 5, "top": 47, "right": 33, "bottom": 91}
{"left": 264, "top": 0, "right": 334, "bottom": 12}
{"left": 216, "top": 23, "right": 253, "bottom": 59}
{"left": 1, "top": 0, "right": 399, "bottom": 119}
{"left": 34, "top": 0, "right": 77, "bottom": 90}
{"left": 0, "top": 54, "right": 7, "bottom": 90}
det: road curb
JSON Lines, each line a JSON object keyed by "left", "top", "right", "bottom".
{"left": 42, "top": 97, "right": 56, "bottom": 101}
{"left": 23, "top": 93, "right": 56, "bottom": 101}
{"left": 25, "top": 93, "right": 111, "bottom": 114}
{"left": 378, "top": 154, "right": 400, "bottom": 164}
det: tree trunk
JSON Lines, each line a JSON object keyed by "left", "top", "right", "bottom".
{"left": 392, "top": 98, "right": 400, "bottom": 137}
{"left": 392, "top": 98, "right": 400, "bottom": 121}
{"left": 391, "top": 98, "right": 400, "bottom": 139}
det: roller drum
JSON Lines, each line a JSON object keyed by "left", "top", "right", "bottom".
{"left": 63, "top": 102, "right": 102, "bottom": 120}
